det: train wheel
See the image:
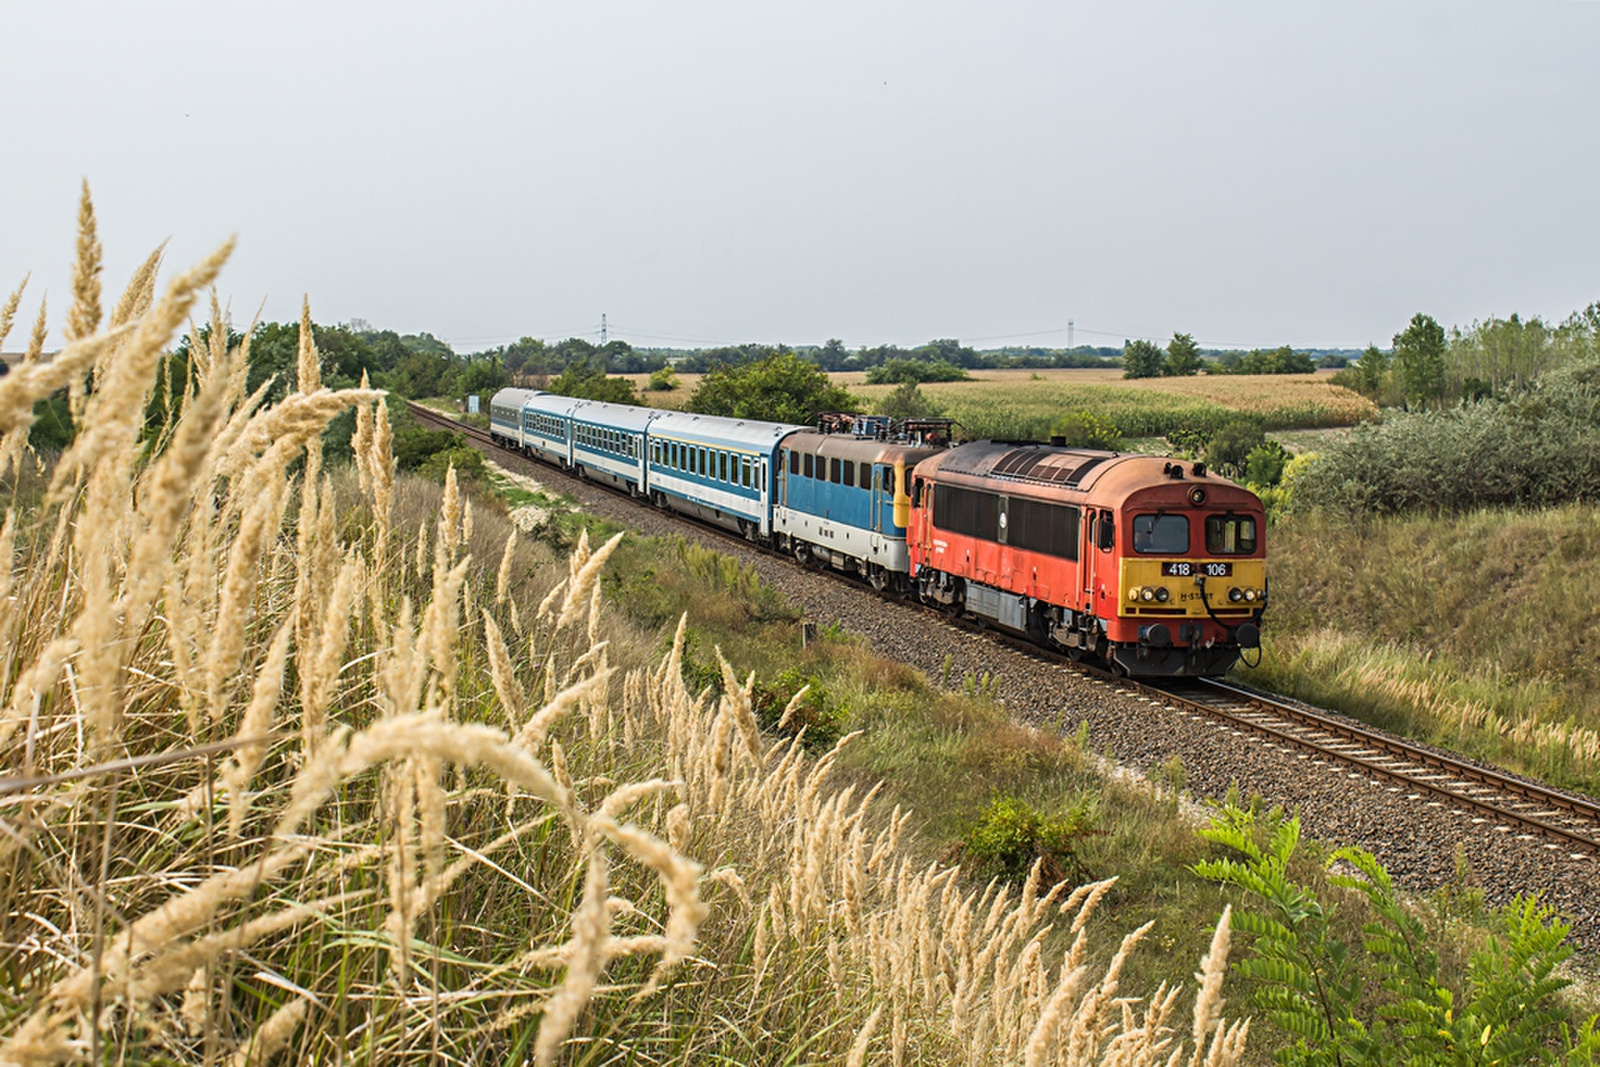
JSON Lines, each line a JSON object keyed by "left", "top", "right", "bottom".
{"left": 867, "top": 565, "right": 889, "bottom": 593}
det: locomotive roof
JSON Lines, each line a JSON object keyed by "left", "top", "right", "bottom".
{"left": 781, "top": 429, "right": 946, "bottom": 466}
{"left": 925, "top": 441, "right": 1258, "bottom": 506}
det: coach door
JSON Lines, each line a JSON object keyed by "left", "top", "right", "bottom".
{"left": 871, "top": 464, "right": 885, "bottom": 533}
{"left": 759, "top": 457, "right": 770, "bottom": 534}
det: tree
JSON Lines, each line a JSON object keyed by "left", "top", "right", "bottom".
{"left": 548, "top": 356, "right": 638, "bottom": 404}
{"left": 1355, "top": 344, "right": 1388, "bottom": 397}
{"left": 1121, "top": 339, "right": 1166, "bottom": 379}
{"left": 1393, "top": 313, "right": 1447, "bottom": 409}
{"left": 1164, "top": 332, "right": 1202, "bottom": 376}
{"left": 876, "top": 382, "right": 944, "bottom": 419}
{"left": 688, "top": 352, "right": 858, "bottom": 424}
{"left": 458, "top": 356, "right": 508, "bottom": 399}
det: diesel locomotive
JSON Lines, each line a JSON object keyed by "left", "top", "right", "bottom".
{"left": 488, "top": 388, "right": 1266, "bottom": 677}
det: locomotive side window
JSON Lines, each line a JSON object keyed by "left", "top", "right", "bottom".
{"left": 1008, "top": 498, "right": 1080, "bottom": 560}
{"left": 1132, "top": 514, "right": 1189, "bottom": 554}
{"left": 803, "top": 453, "right": 814, "bottom": 479}
{"left": 830, "top": 458, "right": 842, "bottom": 484}
{"left": 1206, "top": 515, "right": 1257, "bottom": 554}
{"left": 932, "top": 484, "right": 1000, "bottom": 542}
{"left": 842, "top": 460, "right": 856, "bottom": 487}
{"left": 1097, "top": 509, "right": 1115, "bottom": 551}
{"left": 788, "top": 450, "right": 798, "bottom": 476}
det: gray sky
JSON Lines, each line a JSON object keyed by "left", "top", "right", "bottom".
{"left": 3, "top": 1, "right": 1597, "bottom": 353}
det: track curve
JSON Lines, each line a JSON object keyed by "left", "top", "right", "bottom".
{"left": 412, "top": 396, "right": 1600, "bottom": 870}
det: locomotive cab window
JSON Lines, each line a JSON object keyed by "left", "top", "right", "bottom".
{"left": 1132, "top": 514, "right": 1188, "bottom": 554}
{"left": 1206, "top": 515, "right": 1257, "bottom": 555}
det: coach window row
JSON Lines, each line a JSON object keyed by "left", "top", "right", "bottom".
{"left": 651, "top": 440, "right": 756, "bottom": 488}
{"left": 525, "top": 413, "right": 563, "bottom": 437}
{"left": 785, "top": 449, "right": 877, "bottom": 490}
{"left": 575, "top": 424, "right": 637, "bottom": 459}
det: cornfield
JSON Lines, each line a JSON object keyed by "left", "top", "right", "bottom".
{"left": 0, "top": 191, "right": 1246, "bottom": 1064}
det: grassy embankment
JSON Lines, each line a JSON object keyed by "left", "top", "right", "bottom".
{"left": 1251, "top": 505, "right": 1600, "bottom": 796}
{"left": 0, "top": 225, "right": 1250, "bottom": 1062}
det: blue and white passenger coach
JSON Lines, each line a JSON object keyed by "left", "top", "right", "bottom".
{"left": 514, "top": 392, "right": 588, "bottom": 467}
{"left": 568, "top": 400, "right": 661, "bottom": 496}
{"left": 488, "top": 388, "right": 541, "bottom": 449}
{"left": 644, "top": 411, "right": 804, "bottom": 539}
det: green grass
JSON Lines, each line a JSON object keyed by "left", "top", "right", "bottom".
{"left": 1246, "top": 504, "right": 1600, "bottom": 794}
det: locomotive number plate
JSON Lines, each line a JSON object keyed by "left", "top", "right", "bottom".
{"left": 1162, "top": 561, "right": 1232, "bottom": 578}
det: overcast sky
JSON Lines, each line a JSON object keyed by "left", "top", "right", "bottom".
{"left": 3, "top": 2, "right": 1597, "bottom": 353}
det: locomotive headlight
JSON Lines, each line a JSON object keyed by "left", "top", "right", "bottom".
{"left": 1155, "top": 587, "right": 1170, "bottom": 603}
{"left": 1244, "top": 588, "right": 1258, "bottom": 602}
{"left": 1257, "top": 588, "right": 1268, "bottom": 602}
{"left": 1128, "top": 587, "right": 1142, "bottom": 602}
{"left": 1228, "top": 587, "right": 1243, "bottom": 603}
{"left": 1140, "top": 587, "right": 1156, "bottom": 602}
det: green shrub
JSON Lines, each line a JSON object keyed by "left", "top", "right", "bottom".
{"left": 647, "top": 366, "right": 679, "bottom": 391}
{"left": 1196, "top": 803, "right": 1600, "bottom": 1066}
{"left": 1204, "top": 418, "right": 1267, "bottom": 479}
{"left": 954, "top": 794, "right": 1097, "bottom": 885}
{"left": 1295, "top": 363, "right": 1600, "bottom": 515}
{"left": 865, "top": 358, "right": 969, "bottom": 385}
{"left": 875, "top": 381, "right": 946, "bottom": 419}
{"left": 1244, "top": 440, "right": 1290, "bottom": 487}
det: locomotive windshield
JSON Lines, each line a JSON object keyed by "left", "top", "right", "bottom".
{"left": 1205, "top": 515, "right": 1257, "bottom": 554}
{"left": 1132, "top": 513, "right": 1189, "bottom": 554}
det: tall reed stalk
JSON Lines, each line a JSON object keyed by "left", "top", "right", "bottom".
{"left": 0, "top": 195, "right": 1244, "bottom": 1065}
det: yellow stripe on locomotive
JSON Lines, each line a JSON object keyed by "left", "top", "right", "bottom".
{"left": 1117, "top": 558, "right": 1268, "bottom": 617}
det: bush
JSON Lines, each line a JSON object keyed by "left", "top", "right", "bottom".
{"left": 1244, "top": 440, "right": 1289, "bottom": 487}
{"left": 864, "top": 358, "right": 969, "bottom": 385}
{"left": 1203, "top": 418, "right": 1267, "bottom": 479}
{"left": 1197, "top": 804, "right": 1600, "bottom": 1065}
{"left": 954, "top": 794, "right": 1097, "bottom": 885}
{"left": 1295, "top": 363, "right": 1600, "bottom": 515}
{"left": 876, "top": 381, "right": 945, "bottom": 419}
{"left": 646, "top": 366, "right": 679, "bottom": 391}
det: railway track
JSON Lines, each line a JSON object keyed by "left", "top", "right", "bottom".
{"left": 1145, "top": 678, "right": 1600, "bottom": 859}
{"left": 409, "top": 400, "right": 1600, "bottom": 863}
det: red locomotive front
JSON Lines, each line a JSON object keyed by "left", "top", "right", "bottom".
{"left": 906, "top": 443, "right": 1266, "bottom": 677}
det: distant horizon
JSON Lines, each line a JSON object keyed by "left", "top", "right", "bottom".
{"left": 5, "top": 3, "right": 1596, "bottom": 360}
